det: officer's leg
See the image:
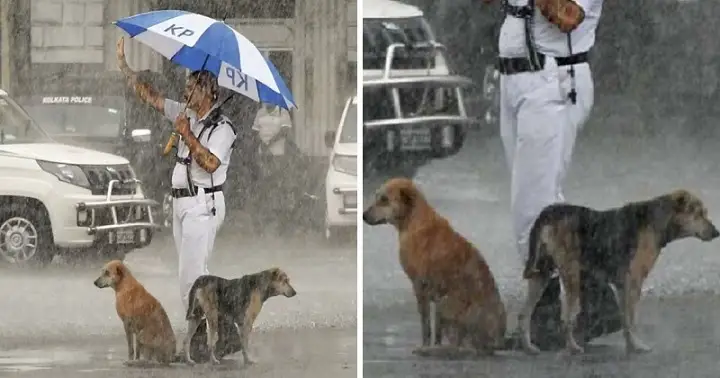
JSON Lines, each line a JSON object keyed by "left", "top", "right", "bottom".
{"left": 499, "top": 74, "right": 518, "bottom": 174}
{"left": 556, "top": 63, "right": 594, "bottom": 202}
{"left": 511, "top": 68, "right": 574, "bottom": 350}
{"left": 178, "top": 196, "right": 219, "bottom": 312}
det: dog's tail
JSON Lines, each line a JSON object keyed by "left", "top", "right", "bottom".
{"left": 523, "top": 220, "right": 556, "bottom": 280}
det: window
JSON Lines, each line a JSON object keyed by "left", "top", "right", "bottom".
{"left": 339, "top": 102, "right": 357, "bottom": 144}
{"left": 265, "top": 50, "right": 293, "bottom": 91}
{"left": 397, "top": 87, "right": 460, "bottom": 118}
{"left": 363, "top": 88, "right": 395, "bottom": 122}
{"left": 363, "top": 17, "right": 437, "bottom": 70}
{"left": 0, "top": 95, "right": 52, "bottom": 144}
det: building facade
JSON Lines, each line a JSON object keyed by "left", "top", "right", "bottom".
{"left": 0, "top": 0, "right": 357, "bottom": 156}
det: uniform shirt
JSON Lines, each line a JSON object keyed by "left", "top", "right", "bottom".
{"left": 164, "top": 99, "right": 236, "bottom": 189}
{"left": 252, "top": 106, "right": 292, "bottom": 156}
{"left": 498, "top": 0, "right": 604, "bottom": 58}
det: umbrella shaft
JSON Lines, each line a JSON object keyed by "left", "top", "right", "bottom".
{"left": 163, "top": 132, "right": 179, "bottom": 156}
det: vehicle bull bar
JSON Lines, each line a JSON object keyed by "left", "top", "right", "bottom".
{"left": 363, "top": 43, "right": 480, "bottom": 153}
{"left": 332, "top": 187, "right": 357, "bottom": 215}
{"left": 75, "top": 179, "right": 162, "bottom": 235}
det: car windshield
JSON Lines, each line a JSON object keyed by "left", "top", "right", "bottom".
{"left": 0, "top": 95, "right": 53, "bottom": 144}
{"left": 339, "top": 102, "right": 357, "bottom": 143}
{"left": 364, "top": 17, "right": 434, "bottom": 49}
{"left": 23, "top": 97, "right": 125, "bottom": 138}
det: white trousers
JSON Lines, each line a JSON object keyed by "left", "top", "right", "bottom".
{"left": 499, "top": 59, "right": 594, "bottom": 259}
{"left": 173, "top": 190, "right": 226, "bottom": 311}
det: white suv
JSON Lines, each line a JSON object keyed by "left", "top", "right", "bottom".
{"left": 0, "top": 89, "right": 160, "bottom": 266}
{"left": 324, "top": 96, "right": 358, "bottom": 242}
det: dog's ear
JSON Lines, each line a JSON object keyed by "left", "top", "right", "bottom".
{"left": 398, "top": 187, "right": 415, "bottom": 207}
{"left": 270, "top": 268, "right": 281, "bottom": 279}
{"left": 670, "top": 189, "right": 692, "bottom": 212}
{"left": 113, "top": 264, "right": 124, "bottom": 279}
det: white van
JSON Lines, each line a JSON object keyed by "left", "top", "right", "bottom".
{"left": 363, "top": 0, "right": 476, "bottom": 177}
{"left": 324, "top": 96, "right": 358, "bottom": 242}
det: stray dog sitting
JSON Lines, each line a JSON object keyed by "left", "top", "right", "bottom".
{"left": 184, "top": 268, "right": 297, "bottom": 365}
{"left": 363, "top": 177, "right": 507, "bottom": 356}
{"left": 94, "top": 260, "right": 176, "bottom": 366}
{"left": 518, "top": 189, "right": 720, "bottom": 355}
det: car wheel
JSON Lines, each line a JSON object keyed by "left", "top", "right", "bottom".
{"left": 0, "top": 203, "right": 54, "bottom": 267}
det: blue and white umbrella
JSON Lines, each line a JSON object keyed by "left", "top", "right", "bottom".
{"left": 114, "top": 10, "right": 296, "bottom": 110}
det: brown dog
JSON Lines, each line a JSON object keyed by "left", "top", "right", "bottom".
{"left": 94, "top": 260, "right": 176, "bottom": 365}
{"left": 518, "top": 190, "right": 720, "bottom": 355}
{"left": 363, "top": 177, "right": 507, "bottom": 355}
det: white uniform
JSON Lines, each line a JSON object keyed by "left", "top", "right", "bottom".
{"left": 498, "top": 0, "right": 604, "bottom": 259}
{"left": 164, "top": 99, "right": 237, "bottom": 310}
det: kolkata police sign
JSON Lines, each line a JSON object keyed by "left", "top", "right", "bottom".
{"left": 41, "top": 96, "right": 93, "bottom": 104}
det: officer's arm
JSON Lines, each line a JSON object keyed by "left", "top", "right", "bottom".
{"left": 181, "top": 122, "right": 236, "bottom": 174}
{"left": 181, "top": 133, "right": 221, "bottom": 173}
{"left": 116, "top": 37, "right": 165, "bottom": 113}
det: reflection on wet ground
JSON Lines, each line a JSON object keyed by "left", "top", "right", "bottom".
{"left": 0, "top": 232, "right": 357, "bottom": 377}
{"left": 363, "top": 100, "right": 720, "bottom": 377}
{"left": 364, "top": 294, "right": 720, "bottom": 378}
{"left": 1, "top": 328, "right": 356, "bottom": 377}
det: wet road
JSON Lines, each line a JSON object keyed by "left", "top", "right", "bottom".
{"left": 363, "top": 95, "right": 720, "bottom": 377}
{"left": 0, "top": 225, "right": 357, "bottom": 377}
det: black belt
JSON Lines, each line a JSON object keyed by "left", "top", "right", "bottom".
{"left": 171, "top": 185, "right": 223, "bottom": 198}
{"left": 496, "top": 52, "right": 589, "bottom": 75}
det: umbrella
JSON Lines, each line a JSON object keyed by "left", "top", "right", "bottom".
{"left": 113, "top": 10, "right": 296, "bottom": 153}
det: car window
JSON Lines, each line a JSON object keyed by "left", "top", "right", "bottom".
{"left": 23, "top": 97, "right": 125, "bottom": 138}
{"left": 364, "top": 17, "right": 436, "bottom": 70}
{"left": 339, "top": 102, "right": 357, "bottom": 143}
{"left": 363, "top": 88, "right": 396, "bottom": 122}
{"left": 0, "top": 97, "right": 53, "bottom": 144}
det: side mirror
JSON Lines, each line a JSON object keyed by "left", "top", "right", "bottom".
{"left": 131, "top": 128, "right": 152, "bottom": 143}
{"left": 324, "top": 130, "right": 336, "bottom": 149}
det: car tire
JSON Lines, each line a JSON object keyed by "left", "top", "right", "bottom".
{"left": 0, "top": 202, "right": 55, "bottom": 267}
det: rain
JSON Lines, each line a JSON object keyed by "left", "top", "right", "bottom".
{"left": 363, "top": 0, "right": 720, "bottom": 377}
{"left": 0, "top": 0, "right": 357, "bottom": 376}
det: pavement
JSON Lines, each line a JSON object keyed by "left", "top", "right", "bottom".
{"left": 0, "top": 225, "right": 358, "bottom": 377}
{"left": 362, "top": 95, "right": 720, "bottom": 377}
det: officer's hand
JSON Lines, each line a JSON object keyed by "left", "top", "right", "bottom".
{"left": 174, "top": 113, "right": 191, "bottom": 137}
{"left": 116, "top": 37, "right": 134, "bottom": 77}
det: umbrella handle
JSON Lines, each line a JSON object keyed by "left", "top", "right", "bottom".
{"left": 162, "top": 132, "right": 179, "bottom": 156}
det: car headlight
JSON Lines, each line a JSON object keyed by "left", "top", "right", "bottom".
{"left": 332, "top": 154, "right": 357, "bottom": 176}
{"left": 37, "top": 160, "right": 91, "bottom": 188}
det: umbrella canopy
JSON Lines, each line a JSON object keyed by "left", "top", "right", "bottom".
{"left": 114, "top": 10, "right": 296, "bottom": 110}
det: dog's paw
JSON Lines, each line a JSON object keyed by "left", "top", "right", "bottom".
{"left": 627, "top": 339, "right": 652, "bottom": 354}
{"left": 209, "top": 355, "right": 221, "bottom": 365}
{"left": 565, "top": 343, "right": 585, "bottom": 355}
{"left": 411, "top": 346, "right": 432, "bottom": 356}
{"left": 522, "top": 343, "right": 541, "bottom": 355}
{"left": 123, "top": 360, "right": 150, "bottom": 368}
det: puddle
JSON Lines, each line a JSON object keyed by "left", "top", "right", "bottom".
{"left": 0, "top": 348, "right": 95, "bottom": 372}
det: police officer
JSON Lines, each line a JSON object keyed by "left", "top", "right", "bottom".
{"left": 116, "top": 37, "right": 236, "bottom": 311}
{"left": 495, "top": 0, "right": 620, "bottom": 349}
